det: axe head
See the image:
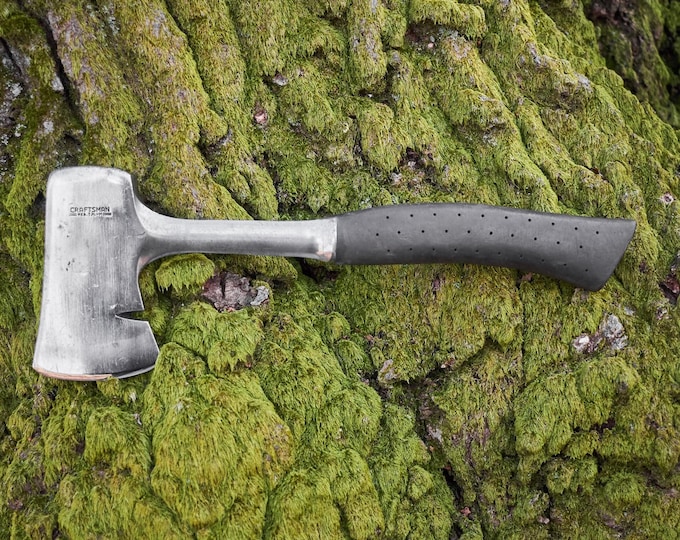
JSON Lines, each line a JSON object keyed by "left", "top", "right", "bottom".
{"left": 33, "top": 167, "right": 159, "bottom": 380}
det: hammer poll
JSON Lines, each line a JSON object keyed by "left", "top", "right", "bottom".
{"left": 33, "top": 167, "right": 636, "bottom": 380}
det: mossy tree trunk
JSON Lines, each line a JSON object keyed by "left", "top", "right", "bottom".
{"left": 1, "top": 0, "right": 679, "bottom": 538}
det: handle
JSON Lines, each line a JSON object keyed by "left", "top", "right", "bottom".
{"left": 136, "top": 203, "right": 338, "bottom": 267}
{"left": 334, "top": 204, "right": 636, "bottom": 291}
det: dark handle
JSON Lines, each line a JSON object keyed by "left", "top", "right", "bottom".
{"left": 334, "top": 204, "right": 636, "bottom": 291}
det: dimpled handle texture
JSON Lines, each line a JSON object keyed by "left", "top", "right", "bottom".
{"left": 334, "top": 203, "right": 636, "bottom": 291}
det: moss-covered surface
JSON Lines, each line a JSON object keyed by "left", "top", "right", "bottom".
{"left": 583, "top": 0, "right": 680, "bottom": 128}
{"left": 1, "top": 0, "right": 680, "bottom": 537}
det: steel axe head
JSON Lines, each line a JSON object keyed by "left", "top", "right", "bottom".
{"left": 33, "top": 167, "right": 159, "bottom": 380}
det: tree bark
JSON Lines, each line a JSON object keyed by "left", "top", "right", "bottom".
{"left": 1, "top": 0, "right": 679, "bottom": 537}
{"left": 585, "top": 0, "right": 680, "bottom": 127}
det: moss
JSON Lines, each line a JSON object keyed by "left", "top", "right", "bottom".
{"left": 83, "top": 407, "right": 150, "bottom": 476}
{"left": 276, "top": 60, "right": 343, "bottom": 137}
{"left": 317, "top": 311, "right": 351, "bottom": 343}
{"left": 235, "top": 160, "right": 280, "bottom": 220}
{"left": 7, "top": 322, "right": 40, "bottom": 399}
{"left": 544, "top": 457, "right": 598, "bottom": 496}
{"left": 301, "top": 380, "right": 382, "bottom": 456}
{"left": 100, "top": 0, "right": 248, "bottom": 221}
{"left": 431, "top": 346, "right": 518, "bottom": 510}
{"left": 154, "top": 253, "right": 216, "bottom": 295}
{"left": 57, "top": 473, "right": 187, "bottom": 539}
{"left": 368, "top": 403, "right": 453, "bottom": 538}
{"left": 0, "top": 4, "right": 79, "bottom": 280}
{"left": 266, "top": 448, "right": 385, "bottom": 539}
{"left": 347, "top": 0, "right": 388, "bottom": 91}
{"left": 254, "top": 282, "right": 453, "bottom": 538}
{"left": 602, "top": 470, "right": 646, "bottom": 512}
{"left": 96, "top": 376, "right": 147, "bottom": 408}
{"left": 218, "top": 254, "right": 298, "bottom": 283}
{"left": 409, "top": 0, "right": 487, "bottom": 39}
{"left": 263, "top": 468, "right": 344, "bottom": 538}
{"left": 514, "top": 354, "right": 649, "bottom": 480}
{"left": 333, "top": 337, "right": 373, "bottom": 376}
{"left": 583, "top": 0, "right": 680, "bottom": 127}
{"left": 167, "top": 0, "right": 283, "bottom": 221}
{"left": 356, "top": 100, "right": 410, "bottom": 172}
{"left": 174, "top": 289, "right": 263, "bottom": 364}
{"left": 44, "top": 0, "right": 147, "bottom": 171}
{"left": 143, "top": 346, "right": 294, "bottom": 534}
{"left": 137, "top": 264, "right": 172, "bottom": 336}
{"left": 0, "top": 254, "right": 31, "bottom": 331}
{"left": 226, "top": 0, "right": 301, "bottom": 77}
{"left": 166, "top": 302, "right": 264, "bottom": 374}
{"left": 331, "top": 264, "right": 521, "bottom": 382}
{"left": 41, "top": 386, "right": 90, "bottom": 487}
{"left": 4, "top": 382, "right": 86, "bottom": 537}
{"left": 266, "top": 125, "right": 335, "bottom": 212}
{"left": 166, "top": 0, "right": 247, "bottom": 117}
{"left": 255, "top": 312, "right": 347, "bottom": 438}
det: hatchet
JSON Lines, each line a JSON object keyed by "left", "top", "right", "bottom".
{"left": 33, "top": 166, "right": 636, "bottom": 380}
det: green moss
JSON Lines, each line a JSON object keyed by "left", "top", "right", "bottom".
{"left": 263, "top": 468, "right": 344, "bottom": 538}
{"left": 277, "top": 61, "right": 342, "bottom": 136}
{"left": 301, "top": 381, "right": 382, "bottom": 455}
{"left": 409, "top": 0, "right": 487, "bottom": 39}
{"left": 296, "top": 12, "right": 346, "bottom": 59}
{"left": 0, "top": 254, "right": 31, "bottom": 331}
{"left": 143, "top": 344, "right": 294, "bottom": 534}
{"left": 137, "top": 264, "right": 172, "bottom": 336}
{"left": 7, "top": 322, "right": 39, "bottom": 399}
{"left": 347, "top": 0, "right": 388, "bottom": 90}
{"left": 96, "top": 376, "right": 147, "bottom": 408}
{"left": 253, "top": 282, "right": 454, "bottom": 538}
{"left": 333, "top": 337, "right": 373, "bottom": 376}
{"left": 576, "top": 356, "right": 641, "bottom": 426}
{"left": 4, "top": 381, "right": 73, "bottom": 538}
{"left": 226, "top": 0, "right": 300, "bottom": 76}
{"left": 167, "top": 0, "right": 283, "bottom": 221}
{"left": 166, "top": 302, "right": 264, "bottom": 374}
{"left": 332, "top": 264, "right": 521, "bottom": 382}
{"left": 584, "top": 0, "right": 680, "bottom": 127}
{"left": 602, "top": 470, "right": 646, "bottom": 512}
{"left": 255, "top": 312, "right": 346, "bottom": 437}
{"left": 104, "top": 0, "right": 247, "bottom": 221}
{"left": 57, "top": 472, "right": 187, "bottom": 539}
{"left": 41, "top": 387, "right": 90, "bottom": 487}
{"left": 266, "top": 448, "right": 384, "bottom": 539}
{"left": 514, "top": 352, "right": 651, "bottom": 482}
{"left": 317, "top": 311, "right": 351, "bottom": 343}
{"left": 154, "top": 254, "right": 216, "bottom": 295}
{"left": 544, "top": 457, "right": 598, "bottom": 496}
{"left": 44, "top": 0, "right": 147, "bottom": 171}
{"left": 369, "top": 404, "right": 453, "bottom": 538}
{"left": 266, "top": 125, "right": 335, "bottom": 212}
{"left": 511, "top": 488, "right": 550, "bottom": 527}
{"left": 236, "top": 161, "right": 280, "bottom": 220}
{"left": 166, "top": 0, "right": 247, "bottom": 117}
{"left": 83, "top": 407, "right": 150, "bottom": 476}
{"left": 0, "top": 5, "right": 79, "bottom": 282}
{"left": 152, "top": 316, "right": 293, "bottom": 519}
{"left": 430, "top": 347, "right": 520, "bottom": 532}
{"left": 356, "top": 100, "right": 409, "bottom": 172}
